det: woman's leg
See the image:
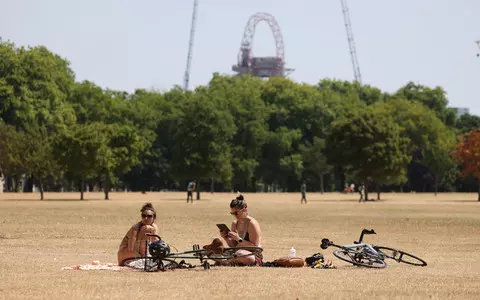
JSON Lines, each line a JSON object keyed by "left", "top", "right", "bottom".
{"left": 117, "top": 250, "right": 138, "bottom": 266}
{"left": 233, "top": 250, "right": 256, "bottom": 266}
{"left": 212, "top": 250, "right": 256, "bottom": 266}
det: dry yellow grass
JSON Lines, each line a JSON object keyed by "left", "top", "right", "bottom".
{"left": 1, "top": 191, "right": 479, "bottom": 299}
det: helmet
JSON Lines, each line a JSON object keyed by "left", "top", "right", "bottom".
{"left": 149, "top": 240, "right": 170, "bottom": 259}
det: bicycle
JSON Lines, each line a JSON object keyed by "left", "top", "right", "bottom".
{"left": 122, "top": 234, "right": 263, "bottom": 272}
{"left": 320, "top": 229, "right": 427, "bottom": 268}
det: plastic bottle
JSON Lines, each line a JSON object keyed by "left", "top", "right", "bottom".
{"left": 289, "top": 247, "right": 296, "bottom": 257}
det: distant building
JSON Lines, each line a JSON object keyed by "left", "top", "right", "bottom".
{"left": 452, "top": 107, "right": 470, "bottom": 118}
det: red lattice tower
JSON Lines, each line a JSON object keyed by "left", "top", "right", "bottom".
{"left": 232, "top": 12, "right": 293, "bottom": 77}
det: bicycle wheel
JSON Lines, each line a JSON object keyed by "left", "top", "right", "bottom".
{"left": 333, "top": 248, "right": 387, "bottom": 268}
{"left": 373, "top": 246, "right": 427, "bottom": 266}
{"left": 122, "top": 257, "right": 179, "bottom": 272}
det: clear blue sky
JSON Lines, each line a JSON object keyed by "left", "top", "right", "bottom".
{"left": 2, "top": 0, "right": 479, "bottom": 115}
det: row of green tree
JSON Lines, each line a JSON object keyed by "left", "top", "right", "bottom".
{"left": 1, "top": 42, "right": 479, "bottom": 200}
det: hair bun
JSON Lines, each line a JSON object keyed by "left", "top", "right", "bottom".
{"left": 141, "top": 202, "right": 154, "bottom": 211}
{"left": 236, "top": 195, "right": 244, "bottom": 201}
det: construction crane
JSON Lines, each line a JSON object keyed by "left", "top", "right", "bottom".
{"left": 183, "top": 0, "right": 199, "bottom": 90}
{"left": 340, "top": 0, "right": 362, "bottom": 84}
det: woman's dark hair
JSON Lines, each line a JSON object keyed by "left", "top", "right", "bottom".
{"left": 140, "top": 202, "right": 156, "bottom": 219}
{"left": 230, "top": 194, "right": 247, "bottom": 210}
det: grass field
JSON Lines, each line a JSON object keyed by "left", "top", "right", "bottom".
{"left": 1, "top": 192, "right": 479, "bottom": 299}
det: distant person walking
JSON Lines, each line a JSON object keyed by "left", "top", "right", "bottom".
{"left": 187, "top": 180, "right": 196, "bottom": 203}
{"left": 300, "top": 181, "right": 307, "bottom": 204}
{"left": 358, "top": 184, "right": 365, "bottom": 202}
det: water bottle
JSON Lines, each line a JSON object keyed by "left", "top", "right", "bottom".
{"left": 289, "top": 247, "right": 296, "bottom": 257}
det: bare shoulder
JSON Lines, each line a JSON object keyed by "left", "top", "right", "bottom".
{"left": 248, "top": 217, "right": 261, "bottom": 228}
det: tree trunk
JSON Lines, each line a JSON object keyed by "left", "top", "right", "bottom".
{"left": 364, "top": 181, "right": 369, "bottom": 202}
{"left": 102, "top": 175, "right": 110, "bottom": 200}
{"left": 7, "top": 176, "right": 13, "bottom": 192}
{"left": 478, "top": 182, "right": 480, "bottom": 201}
{"left": 13, "top": 177, "right": 19, "bottom": 192}
{"left": 40, "top": 180, "right": 44, "bottom": 200}
{"left": 319, "top": 173, "right": 324, "bottom": 194}
{"left": 434, "top": 174, "right": 438, "bottom": 196}
{"left": 210, "top": 178, "right": 214, "bottom": 194}
{"left": 376, "top": 182, "right": 380, "bottom": 200}
{"left": 196, "top": 180, "right": 200, "bottom": 200}
{"left": 104, "top": 180, "right": 109, "bottom": 200}
{"left": 80, "top": 179, "right": 84, "bottom": 200}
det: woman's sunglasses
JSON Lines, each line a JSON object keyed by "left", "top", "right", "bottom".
{"left": 230, "top": 211, "right": 241, "bottom": 216}
{"left": 141, "top": 214, "right": 154, "bottom": 219}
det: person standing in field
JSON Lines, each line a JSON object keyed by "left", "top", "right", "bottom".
{"left": 358, "top": 184, "right": 365, "bottom": 202}
{"left": 187, "top": 180, "right": 195, "bottom": 203}
{"left": 301, "top": 181, "right": 307, "bottom": 204}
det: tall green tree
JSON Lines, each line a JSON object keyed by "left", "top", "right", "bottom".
{"left": 22, "top": 126, "right": 62, "bottom": 200}
{"left": 0, "top": 42, "right": 75, "bottom": 130}
{"left": 381, "top": 99, "right": 457, "bottom": 193}
{"left": 208, "top": 74, "right": 269, "bottom": 191}
{"left": 56, "top": 123, "right": 107, "bottom": 200}
{"left": 326, "top": 107, "right": 411, "bottom": 200}
{"left": 172, "top": 89, "right": 236, "bottom": 199}
{"left": 121, "top": 89, "right": 175, "bottom": 191}
{"left": 0, "top": 123, "right": 25, "bottom": 191}
{"left": 96, "top": 123, "right": 150, "bottom": 200}
{"left": 455, "top": 114, "right": 480, "bottom": 134}
{"left": 300, "top": 137, "right": 332, "bottom": 193}
{"left": 422, "top": 131, "right": 457, "bottom": 195}
{"left": 395, "top": 82, "right": 455, "bottom": 126}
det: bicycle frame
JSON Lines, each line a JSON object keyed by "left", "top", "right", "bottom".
{"left": 342, "top": 242, "right": 383, "bottom": 259}
{"left": 338, "top": 242, "right": 385, "bottom": 261}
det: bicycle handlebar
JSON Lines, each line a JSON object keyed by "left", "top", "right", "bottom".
{"left": 321, "top": 229, "right": 378, "bottom": 249}
{"left": 355, "top": 229, "right": 376, "bottom": 244}
{"left": 146, "top": 233, "right": 162, "bottom": 240}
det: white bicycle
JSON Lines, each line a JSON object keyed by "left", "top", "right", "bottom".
{"left": 321, "top": 229, "right": 427, "bottom": 269}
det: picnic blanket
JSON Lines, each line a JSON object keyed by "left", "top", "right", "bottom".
{"left": 62, "top": 260, "right": 134, "bottom": 271}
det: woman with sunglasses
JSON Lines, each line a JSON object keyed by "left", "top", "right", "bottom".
{"left": 219, "top": 195, "right": 263, "bottom": 266}
{"left": 117, "top": 202, "right": 159, "bottom": 265}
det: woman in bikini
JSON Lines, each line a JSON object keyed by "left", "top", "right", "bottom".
{"left": 219, "top": 195, "right": 263, "bottom": 266}
{"left": 117, "top": 202, "right": 159, "bottom": 265}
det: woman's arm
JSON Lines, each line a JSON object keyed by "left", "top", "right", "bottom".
{"left": 244, "top": 219, "right": 261, "bottom": 247}
{"left": 221, "top": 221, "right": 238, "bottom": 247}
{"left": 127, "top": 223, "right": 141, "bottom": 252}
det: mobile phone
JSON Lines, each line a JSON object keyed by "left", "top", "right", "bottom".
{"left": 216, "top": 224, "right": 230, "bottom": 233}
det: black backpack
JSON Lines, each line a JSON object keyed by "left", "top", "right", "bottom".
{"left": 305, "top": 253, "right": 324, "bottom": 267}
